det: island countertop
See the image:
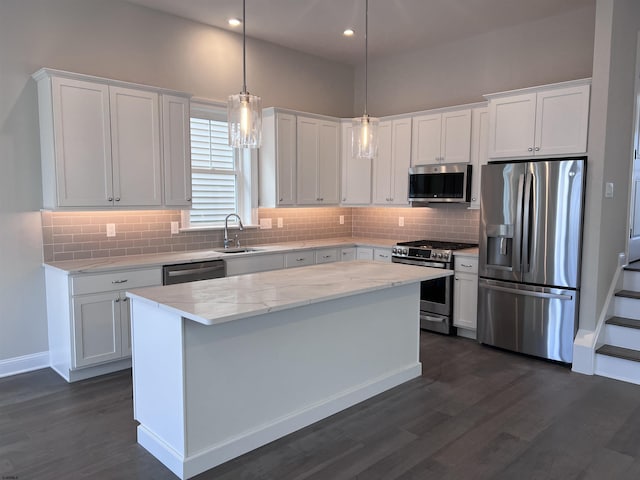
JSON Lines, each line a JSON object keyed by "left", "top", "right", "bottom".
{"left": 127, "top": 260, "right": 451, "bottom": 326}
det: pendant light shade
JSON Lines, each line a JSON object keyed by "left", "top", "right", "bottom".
{"left": 228, "top": 0, "right": 262, "bottom": 148}
{"left": 352, "top": 0, "right": 378, "bottom": 160}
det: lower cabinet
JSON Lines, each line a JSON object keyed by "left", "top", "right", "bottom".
{"left": 45, "top": 266, "right": 161, "bottom": 382}
{"left": 355, "top": 247, "right": 392, "bottom": 262}
{"left": 453, "top": 256, "right": 479, "bottom": 334}
{"left": 340, "top": 247, "right": 356, "bottom": 261}
{"left": 225, "top": 253, "right": 285, "bottom": 276}
{"left": 315, "top": 248, "right": 339, "bottom": 264}
{"left": 285, "top": 250, "right": 315, "bottom": 268}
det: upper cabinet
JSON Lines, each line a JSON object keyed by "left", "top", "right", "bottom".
{"left": 260, "top": 108, "right": 341, "bottom": 207}
{"left": 33, "top": 68, "right": 191, "bottom": 210}
{"left": 469, "top": 107, "right": 489, "bottom": 210}
{"left": 340, "top": 121, "right": 372, "bottom": 205}
{"left": 373, "top": 118, "right": 411, "bottom": 205}
{"left": 411, "top": 109, "right": 471, "bottom": 165}
{"left": 162, "top": 95, "right": 192, "bottom": 207}
{"left": 485, "top": 79, "right": 591, "bottom": 159}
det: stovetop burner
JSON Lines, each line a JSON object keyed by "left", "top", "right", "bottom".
{"left": 396, "top": 240, "right": 478, "bottom": 250}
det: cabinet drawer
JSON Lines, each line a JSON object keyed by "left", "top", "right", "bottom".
{"left": 454, "top": 256, "right": 478, "bottom": 273}
{"left": 284, "top": 251, "right": 315, "bottom": 268}
{"left": 315, "top": 248, "right": 339, "bottom": 264}
{"left": 71, "top": 268, "right": 162, "bottom": 295}
{"left": 340, "top": 247, "right": 356, "bottom": 261}
{"left": 374, "top": 248, "right": 392, "bottom": 262}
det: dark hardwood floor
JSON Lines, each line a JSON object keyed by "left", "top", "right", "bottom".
{"left": 3, "top": 333, "right": 640, "bottom": 479}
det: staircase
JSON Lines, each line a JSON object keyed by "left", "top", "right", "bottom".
{"left": 594, "top": 262, "right": 640, "bottom": 385}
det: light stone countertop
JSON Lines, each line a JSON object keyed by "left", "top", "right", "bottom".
{"left": 43, "top": 237, "right": 399, "bottom": 274}
{"left": 453, "top": 247, "right": 479, "bottom": 258}
{"left": 127, "top": 260, "right": 452, "bottom": 326}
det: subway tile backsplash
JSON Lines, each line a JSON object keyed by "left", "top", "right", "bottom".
{"left": 41, "top": 205, "right": 479, "bottom": 262}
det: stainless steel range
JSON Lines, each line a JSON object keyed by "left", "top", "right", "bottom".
{"left": 392, "top": 240, "right": 478, "bottom": 335}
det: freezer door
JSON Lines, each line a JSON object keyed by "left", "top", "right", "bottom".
{"left": 522, "top": 159, "right": 584, "bottom": 288}
{"left": 479, "top": 162, "right": 527, "bottom": 282}
{"left": 477, "top": 278, "right": 578, "bottom": 363}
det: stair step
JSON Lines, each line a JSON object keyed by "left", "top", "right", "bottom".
{"left": 615, "top": 290, "right": 640, "bottom": 300}
{"left": 605, "top": 316, "right": 640, "bottom": 330}
{"left": 625, "top": 261, "right": 640, "bottom": 272}
{"left": 596, "top": 345, "right": 640, "bottom": 363}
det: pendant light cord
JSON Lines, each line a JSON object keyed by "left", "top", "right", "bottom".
{"left": 364, "top": 0, "right": 368, "bottom": 117}
{"left": 242, "top": 0, "right": 247, "bottom": 94}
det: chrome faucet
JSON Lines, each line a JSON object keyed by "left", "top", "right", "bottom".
{"left": 224, "top": 214, "right": 244, "bottom": 248}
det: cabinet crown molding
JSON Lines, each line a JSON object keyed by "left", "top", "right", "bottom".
{"left": 483, "top": 77, "right": 592, "bottom": 100}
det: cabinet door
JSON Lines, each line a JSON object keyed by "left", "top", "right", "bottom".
{"left": 317, "top": 120, "right": 340, "bottom": 204}
{"left": 535, "top": 85, "right": 590, "bottom": 156}
{"left": 469, "top": 107, "right": 489, "bottom": 209}
{"left": 441, "top": 109, "right": 471, "bottom": 163}
{"left": 356, "top": 247, "right": 374, "bottom": 260}
{"left": 120, "top": 294, "right": 132, "bottom": 357}
{"left": 51, "top": 77, "right": 113, "bottom": 207}
{"left": 72, "top": 292, "right": 122, "bottom": 368}
{"left": 162, "top": 94, "right": 192, "bottom": 207}
{"left": 373, "top": 248, "right": 392, "bottom": 262}
{"left": 390, "top": 119, "right": 411, "bottom": 205}
{"left": 297, "top": 117, "right": 320, "bottom": 204}
{"left": 373, "top": 121, "right": 393, "bottom": 204}
{"left": 340, "top": 247, "right": 356, "bottom": 261}
{"left": 411, "top": 113, "right": 441, "bottom": 164}
{"left": 453, "top": 271, "right": 478, "bottom": 330}
{"left": 341, "top": 122, "right": 372, "bottom": 205}
{"left": 276, "top": 113, "right": 297, "bottom": 205}
{"left": 488, "top": 93, "right": 536, "bottom": 159}
{"left": 110, "top": 86, "right": 162, "bottom": 206}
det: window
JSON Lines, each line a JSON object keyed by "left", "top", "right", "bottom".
{"left": 183, "top": 102, "right": 256, "bottom": 229}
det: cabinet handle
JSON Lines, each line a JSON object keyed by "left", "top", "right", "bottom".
{"left": 279, "top": 197, "right": 283, "bottom": 202}
{"left": 460, "top": 263, "right": 473, "bottom": 268}
{"left": 115, "top": 298, "right": 120, "bottom": 303}
{"left": 112, "top": 279, "right": 128, "bottom": 284}
{"left": 115, "top": 197, "right": 120, "bottom": 202}
{"left": 322, "top": 255, "right": 331, "bottom": 259}
{"left": 186, "top": 197, "right": 192, "bottom": 202}
{"left": 108, "top": 197, "right": 113, "bottom": 202}
{"left": 296, "top": 258, "right": 305, "bottom": 262}
{"left": 535, "top": 146, "right": 540, "bottom": 151}
{"left": 472, "top": 196, "right": 477, "bottom": 201}
{"left": 455, "top": 277, "right": 459, "bottom": 281}
{"left": 123, "top": 297, "right": 129, "bottom": 302}
{"left": 528, "top": 147, "right": 533, "bottom": 152}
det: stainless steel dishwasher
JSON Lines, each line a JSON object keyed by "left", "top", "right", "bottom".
{"left": 162, "top": 259, "right": 226, "bottom": 285}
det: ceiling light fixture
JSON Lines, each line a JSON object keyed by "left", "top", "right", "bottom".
{"left": 227, "top": 0, "right": 262, "bottom": 148}
{"left": 343, "top": 28, "right": 355, "bottom": 36}
{"left": 228, "top": 18, "right": 241, "bottom": 27}
{"left": 352, "top": 0, "right": 378, "bottom": 160}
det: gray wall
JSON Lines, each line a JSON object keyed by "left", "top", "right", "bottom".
{"left": 580, "top": 0, "right": 640, "bottom": 331}
{"left": 0, "top": 0, "right": 353, "bottom": 362}
{"left": 355, "top": 6, "right": 596, "bottom": 116}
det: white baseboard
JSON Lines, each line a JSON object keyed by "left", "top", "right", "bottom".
{"left": 0, "top": 351, "right": 49, "bottom": 378}
{"left": 138, "top": 363, "right": 422, "bottom": 480}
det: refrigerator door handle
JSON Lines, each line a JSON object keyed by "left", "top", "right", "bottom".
{"left": 512, "top": 173, "right": 525, "bottom": 273}
{"left": 521, "top": 172, "right": 533, "bottom": 273}
{"left": 482, "top": 283, "right": 573, "bottom": 301}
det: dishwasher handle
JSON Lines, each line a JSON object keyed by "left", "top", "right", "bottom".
{"left": 162, "top": 260, "right": 226, "bottom": 285}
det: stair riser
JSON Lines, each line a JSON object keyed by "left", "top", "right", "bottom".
{"left": 603, "top": 324, "right": 640, "bottom": 350}
{"left": 594, "top": 353, "right": 640, "bottom": 385}
{"left": 623, "top": 270, "right": 640, "bottom": 291}
{"left": 614, "top": 296, "right": 640, "bottom": 320}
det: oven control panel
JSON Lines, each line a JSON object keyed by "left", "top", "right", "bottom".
{"left": 392, "top": 246, "right": 450, "bottom": 261}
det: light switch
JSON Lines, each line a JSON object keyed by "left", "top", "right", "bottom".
{"left": 339, "top": 215, "right": 344, "bottom": 225}
{"left": 398, "top": 216, "right": 404, "bottom": 227}
{"left": 171, "top": 221, "right": 179, "bottom": 234}
{"left": 277, "top": 218, "right": 283, "bottom": 228}
{"left": 605, "top": 182, "right": 614, "bottom": 198}
{"left": 106, "top": 223, "right": 116, "bottom": 237}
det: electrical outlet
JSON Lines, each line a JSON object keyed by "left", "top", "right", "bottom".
{"left": 171, "top": 221, "right": 179, "bottom": 234}
{"left": 339, "top": 215, "right": 344, "bottom": 225}
{"left": 277, "top": 217, "right": 283, "bottom": 228}
{"left": 605, "top": 182, "right": 614, "bottom": 198}
{"left": 106, "top": 223, "right": 116, "bottom": 237}
{"left": 260, "top": 218, "right": 272, "bottom": 229}
{"left": 398, "top": 216, "right": 404, "bottom": 227}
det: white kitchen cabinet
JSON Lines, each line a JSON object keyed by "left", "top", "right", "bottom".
{"left": 374, "top": 247, "right": 392, "bottom": 263}
{"left": 45, "top": 265, "right": 162, "bottom": 382}
{"left": 315, "top": 248, "right": 339, "bottom": 264}
{"left": 33, "top": 68, "right": 190, "bottom": 209}
{"left": 453, "top": 256, "right": 478, "bottom": 334}
{"left": 162, "top": 94, "right": 192, "bottom": 207}
{"left": 340, "top": 121, "right": 372, "bottom": 205}
{"left": 373, "top": 118, "right": 411, "bottom": 205}
{"left": 225, "top": 253, "right": 285, "bottom": 276}
{"left": 285, "top": 250, "right": 315, "bottom": 268}
{"left": 469, "top": 107, "right": 489, "bottom": 209}
{"left": 297, "top": 116, "right": 340, "bottom": 205}
{"left": 260, "top": 110, "right": 297, "bottom": 206}
{"left": 356, "top": 247, "right": 374, "bottom": 260}
{"left": 412, "top": 109, "right": 471, "bottom": 165}
{"left": 486, "top": 80, "right": 590, "bottom": 159}
{"left": 340, "top": 247, "right": 356, "bottom": 261}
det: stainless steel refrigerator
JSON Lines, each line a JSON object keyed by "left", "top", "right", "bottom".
{"left": 478, "top": 157, "right": 585, "bottom": 363}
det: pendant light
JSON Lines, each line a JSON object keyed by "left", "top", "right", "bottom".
{"left": 352, "top": 0, "right": 378, "bottom": 160}
{"left": 228, "top": 0, "right": 262, "bottom": 148}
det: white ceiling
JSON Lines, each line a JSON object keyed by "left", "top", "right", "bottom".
{"left": 126, "top": 0, "right": 594, "bottom": 65}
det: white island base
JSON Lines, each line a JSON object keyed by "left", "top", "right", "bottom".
{"left": 129, "top": 262, "right": 444, "bottom": 479}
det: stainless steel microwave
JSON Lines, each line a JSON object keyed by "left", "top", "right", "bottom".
{"left": 408, "top": 163, "right": 472, "bottom": 204}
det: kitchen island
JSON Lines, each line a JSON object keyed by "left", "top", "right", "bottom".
{"left": 127, "top": 260, "right": 450, "bottom": 479}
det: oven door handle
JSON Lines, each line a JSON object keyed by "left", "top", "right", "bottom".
{"left": 420, "top": 313, "right": 448, "bottom": 324}
{"left": 392, "top": 258, "right": 448, "bottom": 268}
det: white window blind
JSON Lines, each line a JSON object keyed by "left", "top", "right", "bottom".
{"left": 189, "top": 117, "right": 238, "bottom": 226}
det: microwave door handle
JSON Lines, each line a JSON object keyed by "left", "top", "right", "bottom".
{"left": 512, "top": 173, "right": 525, "bottom": 273}
{"left": 521, "top": 172, "right": 533, "bottom": 273}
